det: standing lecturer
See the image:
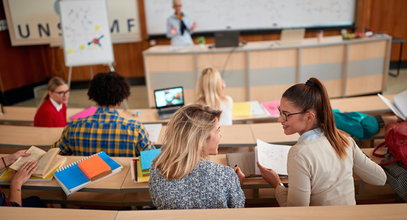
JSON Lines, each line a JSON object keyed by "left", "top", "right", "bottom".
{"left": 167, "top": 0, "right": 196, "bottom": 46}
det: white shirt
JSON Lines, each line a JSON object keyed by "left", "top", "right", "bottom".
{"left": 166, "top": 14, "right": 194, "bottom": 46}
{"left": 275, "top": 132, "right": 386, "bottom": 206}
{"left": 50, "top": 98, "right": 63, "bottom": 112}
{"left": 219, "top": 96, "right": 233, "bottom": 125}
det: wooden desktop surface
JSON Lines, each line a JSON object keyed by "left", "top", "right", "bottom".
{"left": 1, "top": 207, "right": 118, "bottom": 220}
{"left": 0, "top": 125, "right": 63, "bottom": 147}
{"left": 2, "top": 204, "right": 407, "bottom": 220}
{"left": 0, "top": 94, "right": 396, "bottom": 125}
{"left": 116, "top": 204, "right": 407, "bottom": 220}
{"left": 0, "top": 155, "right": 130, "bottom": 192}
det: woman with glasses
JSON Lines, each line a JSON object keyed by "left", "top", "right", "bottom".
{"left": 34, "top": 77, "right": 70, "bottom": 127}
{"left": 241, "top": 77, "right": 386, "bottom": 206}
{"left": 149, "top": 104, "right": 245, "bottom": 209}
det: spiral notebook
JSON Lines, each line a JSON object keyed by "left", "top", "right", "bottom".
{"left": 53, "top": 151, "right": 122, "bottom": 196}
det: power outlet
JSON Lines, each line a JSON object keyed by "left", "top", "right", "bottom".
{"left": 0, "top": 20, "right": 8, "bottom": 31}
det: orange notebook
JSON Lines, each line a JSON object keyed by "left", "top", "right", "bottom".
{"left": 78, "top": 155, "right": 112, "bottom": 181}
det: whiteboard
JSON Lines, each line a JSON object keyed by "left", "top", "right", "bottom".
{"left": 144, "top": 0, "right": 355, "bottom": 35}
{"left": 60, "top": 0, "right": 114, "bottom": 66}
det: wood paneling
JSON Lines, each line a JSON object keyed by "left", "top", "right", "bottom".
{"left": 0, "top": 0, "right": 406, "bottom": 93}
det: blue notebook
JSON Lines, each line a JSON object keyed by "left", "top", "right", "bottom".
{"left": 140, "top": 149, "right": 161, "bottom": 170}
{"left": 54, "top": 151, "right": 122, "bottom": 196}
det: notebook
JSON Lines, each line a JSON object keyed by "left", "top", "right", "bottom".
{"left": 378, "top": 91, "right": 407, "bottom": 120}
{"left": 277, "top": 28, "right": 305, "bottom": 46}
{"left": 53, "top": 151, "right": 122, "bottom": 196}
{"left": 154, "top": 86, "right": 185, "bottom": 120}
{"left": 255, "top": 139, "right": 291, "bottom": 176}
{"left": 140, "top": 148, "right": 161, "bottom": 171}
{"left": 69, "top": 106, "right": 97, "bottom": 120}
{"left": 214, "top": 31, "right": 240, "bottom": 48}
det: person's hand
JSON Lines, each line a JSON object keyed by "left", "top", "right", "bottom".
{"left": 233, "top": 166, "right": 245, "bottom": 185}
{"left": 4, "top": 150, "right": 31, "bottom": 166}
{"left": 10, "top": 161, "right": 38, "bottom": 189}
{"left": 257, "top": 162, "right": 282, "bottom": 187}
{"left": 171, "top": 26, "right": 178, "bottom": 35}
{"left": 190, "top": 22, "right": 197, "bottom": 32}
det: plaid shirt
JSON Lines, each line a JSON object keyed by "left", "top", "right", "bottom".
{"left": 51, "top": 107, "right": 155, "bottom": 157}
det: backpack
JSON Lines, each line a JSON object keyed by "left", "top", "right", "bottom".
{"left": 373, "top": 121, "right": 407, "bottom": 167}
{"left": 333, "top": 110, "right": 379, "bottom": 140}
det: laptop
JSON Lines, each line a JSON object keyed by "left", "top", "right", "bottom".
{"left": 153, "top": 86, "right": 185, "bottom": 120}
{"left": 214, "top": 31, "right": 240, "bottom": 48}
{"left": 277, "top": 28, "right": 305, "bottom": 46}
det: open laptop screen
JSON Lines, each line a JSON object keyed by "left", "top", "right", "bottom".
{"left": 154, "top": 86, "right": 185, "bottom": 109}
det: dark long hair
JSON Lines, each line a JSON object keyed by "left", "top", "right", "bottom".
{"left": 283, "top": 77, "right": 349, "bottom": 159}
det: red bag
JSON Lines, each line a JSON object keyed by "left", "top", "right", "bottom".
{"left": 373, "top": 121, "right": 407, "bottom": 167}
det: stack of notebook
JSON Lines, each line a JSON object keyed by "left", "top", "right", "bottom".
{"left": 53, "top": 151, "right": 122, "bottom": 196}
{"left": 130, "top": 148, "right": 161, "bottom": 183}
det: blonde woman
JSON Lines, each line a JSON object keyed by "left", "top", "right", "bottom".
{"left": 34, "top": 77, "right": 70, "bottom": 127}
{"left": 195, "top": 67, "right": 233, "bottom": 125}
{"left": 149, "top": 104, "right": 244, "bottom": 209}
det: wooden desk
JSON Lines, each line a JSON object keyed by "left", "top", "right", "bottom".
{"left": 0, "top": 106, "right": 271, "bottom": 125}
{"left": 330, "top": 94, "right": 395, "bottom": 114}
{"left": 144, "top": 35, "right": 391, "bottom": 107}
{"left": 0, "top": 125, "right": 63, "bottom": 147}
{"left": 1, "top": 207, "right": 118, "bottom": 220}
{"left": 116, "top": 204, "right": 407, "bottom": 220}
{"left": 250, "top": 123, "right": 299, "bottom": 144}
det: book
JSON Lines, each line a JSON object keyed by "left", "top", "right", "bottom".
{"left": 255, "top": 139, "right": 291, "bottom": 176}
{"left": 378, "top": 91, "right": 407, "bottom": 120}
{"left": 233, "top": 102, "right": 252, "bottom": 117}
{"left": 69, "top": 106, "right": 97, "bottom": 120}
{"left": 9, "top": 146, "right": 66, "bottom": 178}
{"left": 0, "top": 161, "right": 64, "bottom": 182}
{"left": 261, "top": 100, "right": 280, "bottom": 117}
{"left": 53, "top": 151, "right": 122, "bottom": 196}
{"left": 226, "top": 152, "right": 256, "bottom": 177}
{"left": 233, "top": 101, "right": 268, "bottom": 117}
{"left": 140, "top": 148, "right": 161, "bottom": 171}
{"left": 78, "top": 154, "right": 112, "bottom": 181}
{"left": 136, "top": 158, "right": 150, "bottom": 182}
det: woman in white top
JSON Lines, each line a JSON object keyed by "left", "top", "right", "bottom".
{"left": 237, "top": 77, "right": 386, "bottom": 206}
{"left": 195, "top": 67, "right": 233, "bottom": 125}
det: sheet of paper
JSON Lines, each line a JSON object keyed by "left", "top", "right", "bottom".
{"left": 378, "top": 94, "right": 406, "bottom": 120}
{"left": 250, "top": 101, "right": 267, "bottom": 115}
{"left": 255, "top": 139, "right": 291, "bottom": 176}
{"left": 144, "top": 123, "right": 163, "bottom": 143}
{"left": 394, "top": 90, "right": 407, "bottom": 120}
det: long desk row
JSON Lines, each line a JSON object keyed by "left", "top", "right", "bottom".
{"left": 0, "top": 149, "right": 396, "bottom": 208}
{"left": 0, "top": 123, "right": 298, "bottom": 149}
{"left": 3, "top": 203, "right": 407, "bottom": 220}
{"left": 0, "top": 94, "right": 396, "bottom": 125}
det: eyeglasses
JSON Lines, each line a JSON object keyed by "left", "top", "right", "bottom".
{"left": 278, "top": 107, "right": 306, "bottom": 122}
{"left": 53, "top": 90, "right": 70, "bottom": 96}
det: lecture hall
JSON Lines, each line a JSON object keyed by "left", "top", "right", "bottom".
{"left": 0, "top": 0, "right": 407, "bottom": 219}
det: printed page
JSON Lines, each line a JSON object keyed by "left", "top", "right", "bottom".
{"left": 378, "top": 94, "right": 406, "bottom": 120}
{"left": 255, "top": 139, "right": 291, "bottom": 176}
{"left": 394, "top": 90, "right": 407, "bottom": 120}
{"left": 9, "top": 146, "right": 46, "bottom": 171}
{"left": 144, "top": 123, "right": 163, "bottom": 143}
{"left": 34, "top": 148, "right": 60, "bottom": 176}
